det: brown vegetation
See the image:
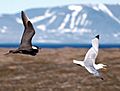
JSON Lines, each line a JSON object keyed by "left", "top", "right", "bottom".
{"left": 0, "top": 48, "right": 120, "bottom": 91}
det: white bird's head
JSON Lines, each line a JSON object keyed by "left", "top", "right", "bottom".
{"left": 96, "top": 63, "right": 107, "bottom": 70}
{"left": 92, "top": 35, "right": 99, "bottom": 51}
{"left": 95, "top": 35, "right": 99, "bottom": 39}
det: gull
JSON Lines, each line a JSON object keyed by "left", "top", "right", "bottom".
{"left": 8, "top": 11, "right": 39, "bottom": 56}
{"left": 73, "top": 35, "right": 107, "bottom": 80}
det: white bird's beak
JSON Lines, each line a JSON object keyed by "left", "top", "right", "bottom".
{"left": 101, "top": 66, "right": 108, "bottom": 72}
{"left": 103, "top": 64, "right": 107, "bottom": 67}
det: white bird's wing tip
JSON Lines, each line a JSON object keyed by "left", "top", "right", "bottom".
{"left": 73, "top": 60, "right": 80, "bottom": 64}
{"left": 73, "top": 60, "right": 85, "bottom": 67}
{"left": 73, "top": 60, "right": 78, "bottom": 63}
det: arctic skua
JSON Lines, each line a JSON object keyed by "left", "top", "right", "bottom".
{"left": 8, "top": 11, "right": 39, "bottom": 56}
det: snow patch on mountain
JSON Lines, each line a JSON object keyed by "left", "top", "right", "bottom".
{"left": 113, "top": 32, "right": 120, "bottom": 38}
{"left": 81, "top": 13, "right": 87, "bottom": 26}
{"left": 75, "top": 16, "right": 81, "bottom": 26}
{"left": 91, "top": 4, "right": 120, "bottom": 24}
{"left": 16, "top": 9, "right": 54, "bottom": 24}
{"left": 98, "top": 4, "right": 113, "bottom": 16}
{"left": 0, "top": 26, "right": 7, "bottom": 33}
{"left": 48, "top": 15, "right": 57, "bottom": 24}
{"left": 79, "top": 28, "right": 91, "bottom": 35}
{"left": 31, "top": 10, "right": 54, "bottom": 23}
{"left": 68, "top": 5, "right": 83, "bottom": 12}
{"left": 92, "top": 5, "right": 99, "bottom": 11}
{"left": 58, "top": 14, "right": 70, "bottom": 30}
{"left": 68, "top": 5, "right": 83, "bottom": 29}
{"left": 98, "top": 4, "right": 120, "bottom": 24}
{"left": 37, "top": 24, "right": 46, "bottom": 31}
{"left": 31, "top": 16, "right": 47, "bottom": 23}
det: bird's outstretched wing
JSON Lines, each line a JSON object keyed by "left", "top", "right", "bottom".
{"left": 19, "top": 11, "right": 35, "bottom": 50}
{"left": 73, "top": 60, "right": 85, "bottom": 67}
{"left": 84, "top": 36, "right": 99, "bottom": 64}
{"left": 84, "top": 47, "right": 97, "bottom": 63}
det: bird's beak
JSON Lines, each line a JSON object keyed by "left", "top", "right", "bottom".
{"left": 102, "top": 67, "right": 107, "bottom": 70}
{"left": 101, "top": 67, "right": 108, "bottom": 73}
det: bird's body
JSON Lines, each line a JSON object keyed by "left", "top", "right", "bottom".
{"left": 73, "top": 35, "right": 107, "bottom": 79}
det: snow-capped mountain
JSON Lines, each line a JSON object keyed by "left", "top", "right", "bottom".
{"left": 0, "top": 4, "right": 120, "bottom": 44}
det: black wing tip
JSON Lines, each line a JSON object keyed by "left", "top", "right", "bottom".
{"left": 21, "top": 11, "right": 24, "bottom": 13}
{"left": 95, "top": 35, "right": 99, "bottom": 39}
{"left": 21, "top": 11, "right": 27, "bottom": 19}
{"left": 21, "top": 11, "right": 25, "bottom": 16}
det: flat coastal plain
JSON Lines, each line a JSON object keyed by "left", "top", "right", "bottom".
{"left": 0, "top": 48, "right": 120, "bottom": 91}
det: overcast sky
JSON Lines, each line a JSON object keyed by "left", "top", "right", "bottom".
{"left": 0, "top": 0, "right": 120, "bottom": 14}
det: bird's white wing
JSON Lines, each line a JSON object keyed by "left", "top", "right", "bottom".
{"left": 73, "top": 60, "right": 84, "bottom": 67}
{"left": 84, "top": 37, "right": 99, "bottom": 64}
{"left": 84, "top": 47, "right": 97, "bottom": 63}
{"left": 83, "top": 45, "right": 100, "bottom": 76}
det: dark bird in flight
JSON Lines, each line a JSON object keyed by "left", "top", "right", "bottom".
{"left": 8, "top": 11, "right": 39, "bottom": 56}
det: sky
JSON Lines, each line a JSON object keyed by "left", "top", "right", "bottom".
{"left": 0, "top": 0, "right": 120, "bottom": 14}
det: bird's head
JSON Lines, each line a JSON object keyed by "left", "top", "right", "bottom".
{"left": 97, "top": 64, "right": 108, "bottom": 72}
{"left": 98, "top": 63, "right": 106, "bottom": 68}
{"left": 97, "top": 63, "right": 107, "bottom": 69}
{"left": 92, "top": 35, "right": 100, "bottom": 51}
{"left": 95, "top": 35, "right": 99, "bottom": 39}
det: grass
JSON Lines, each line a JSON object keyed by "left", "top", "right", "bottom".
{"left": 0, "top": 48, "right": 119, "bottom": 91}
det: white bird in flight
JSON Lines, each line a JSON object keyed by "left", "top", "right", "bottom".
{"left": 73, "top": 35, "right": 107, "bottom": 80}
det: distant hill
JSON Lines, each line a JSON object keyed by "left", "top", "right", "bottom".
{"left": 0, "top": 4, "right": 120, "bottom": 44}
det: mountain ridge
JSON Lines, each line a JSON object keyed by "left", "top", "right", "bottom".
{"left": 0, "top": 4, "right": 120, "bottom": 44}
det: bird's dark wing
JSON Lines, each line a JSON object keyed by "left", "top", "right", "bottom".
{"left": 19, "top": 11, "right": 35, "bottom": 50}
{"left": 21, "top": 11, "right": 29, "bottom": 28}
